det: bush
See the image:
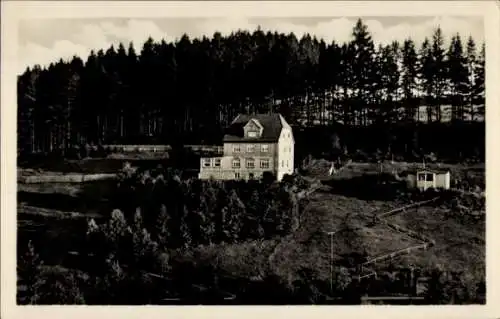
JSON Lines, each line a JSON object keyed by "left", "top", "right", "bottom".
{"left": 35, "top": 269, "right": 86, "bottom": 305}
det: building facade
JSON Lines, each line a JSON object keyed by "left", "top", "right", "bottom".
{"left": 199, "top": 113, "right": 294, "bottom": 181}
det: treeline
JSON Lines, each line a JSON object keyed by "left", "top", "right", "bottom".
{"left": 17, "top": 19, "right": 485, "bottom": 156}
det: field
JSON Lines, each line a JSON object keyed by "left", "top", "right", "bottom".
{"left": 17, "top": 156, "right": 486, "bottom": 303}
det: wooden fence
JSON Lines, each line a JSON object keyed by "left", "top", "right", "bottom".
{"left": 103, "top": 144, "right": 224, "bottom": 154}
{"left": 353, "top": 196, "right": 441, "bottom": 274}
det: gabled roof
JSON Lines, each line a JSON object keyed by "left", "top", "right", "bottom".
{"left": 223, "top": 113, "right": 285, "bottom": 143}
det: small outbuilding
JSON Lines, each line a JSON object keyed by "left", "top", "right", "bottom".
{"left": 400, "top": 168, "right": 451, "bottom": 191}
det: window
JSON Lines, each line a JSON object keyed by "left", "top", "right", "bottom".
{"left": 248, "top": 131, "right": 257, "bottom": 138}
{"left": 260, "top": 159, "right": 270, "bottom": 169}
{"left": 235, "top": 172, "right": 240, "bottom": 179}
{"left": 203, "top": 158, "right": 211, "bottom": 167}
{"left": 232, "top": 159, "right": 241, "bottom": 169}
{"left": 261, "top": 144, "right": 269, "bottom": 153}
{"left": 249, "top": 173, "right": 255, "bottom": 180}
{"left": 418, "top": 172, "right": 434, "bottom": 182}
{"left": 214, "top": 158, "right": 221, "bottom": 167}
{"left": 246, "top": 159, "right": 255, "bottom": 169}
{"left": 247, "top": 144, "right": 255, "bottom": 152}
{"left": 282, "top": 160, "right": 285, "bottom": 167}
{"left": 233, "top": 145, "right": 241, "bottom": 153}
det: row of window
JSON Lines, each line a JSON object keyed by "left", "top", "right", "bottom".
{"left": 233, "top": 144, "right": 269, "bottom": 153}
{"left": 203, "top": 158, "right": 221, "bottom": 167}
{"left": 232, "top": 158, "right": 270, "bottom": 169}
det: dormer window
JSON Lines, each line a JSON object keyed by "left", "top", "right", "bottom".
{"left": 244, "top": 119, "right": 264, "bottom": 139}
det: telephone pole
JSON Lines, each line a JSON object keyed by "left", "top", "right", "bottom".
{"left": 325, "top": 230, "right": 337, "bottom": 295}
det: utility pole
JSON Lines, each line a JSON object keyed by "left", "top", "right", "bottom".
{"left": 325, "top": 230, "right": 336, "bottom": 295}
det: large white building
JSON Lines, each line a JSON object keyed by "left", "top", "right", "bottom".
{"left": 199, "top": 113, "right": 294, "bottom": 181}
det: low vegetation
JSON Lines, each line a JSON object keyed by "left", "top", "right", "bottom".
{"left": 17, "top": 159, "right": 485, "bottom": 304}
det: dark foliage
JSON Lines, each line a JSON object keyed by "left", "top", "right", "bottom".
{"left": 108, "top": 167, "right": 303, "bottom": 247}
{"left": 17, "top": 20, "right": 485, "bottom": 163}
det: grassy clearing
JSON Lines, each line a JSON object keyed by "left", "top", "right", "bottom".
{"left": 19, "top": 173, "right": 116, "bottom": 184}
{"left": 330, "top": 161, "right": 485, "bottom": 190}
{"left": 266, "top": 190, "right": 420, "bottom": 279}
{"left": 383, "top": 205, "right": 485, "bottom": 275}
{"left": 18, "top": 183, "right": 83, "bottom": 197}
{"left": 18, "top": 203, "right": 102, "bottom": 220}
{"left": 304, "top": 159, "right": 485, "bottom": 191}
{"left": 19, "top": 157, "right": 168, "bottom": 174}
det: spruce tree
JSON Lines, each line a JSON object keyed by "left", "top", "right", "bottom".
{"left": 431, "top": 27, "right": 447, "bottom": 122}
{"left": 350, "top": 19, "right": 376, "bottom": 126}
{"left": 474, "top": 42, "right": 485, "bottom": 121}
{"left": 401, "top": 39, "right": 418, "bottom": 122}
{"left": 465, "top": 37, "right": 478, "bottom": 121}
{"left": 419, "top": 37, "right": 434, "bottom": 123}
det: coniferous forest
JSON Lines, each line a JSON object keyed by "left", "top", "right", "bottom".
{"left": 17, "top": 19, "right": 485, "bottom": 162}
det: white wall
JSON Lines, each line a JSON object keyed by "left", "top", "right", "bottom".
{"left": 435, "top": 172, "right": 451, "bottom": 189}
{"left": 277, "top": 127, "right": 294, "bottom": 181}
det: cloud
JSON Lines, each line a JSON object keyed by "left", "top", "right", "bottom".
{"left": 18, "top": 16, "right": 484, "bottom": 74}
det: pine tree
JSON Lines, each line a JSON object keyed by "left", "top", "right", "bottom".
{"left": 465, "top": 37, "right": 478, "bottom": 121}
{"left": 339, "top": 43, "right": 355, "bottom": 125}
{"left": 63, "top": 68, "right": 81, "bottom": 150}
{"left": 350, "top": 19, "right": 376, "bottom": 126}
{"left": 401, "top": 39, "right": 419, "bottom": 122}
{"left": 378, "top": 43, "right": 400, "bottom": 124}
{"left": 155, "top": 204, "right": 171, "bottom": 247}
{"left": 179, "top": 205, "right": 192, "bottom": 249}
{"left": 243, "top": 190, "right": 265, "bottom": 239}
{"left": 473, "top": 42, "right": 485, "bottom": 121}
{"left": 103, "top": 209, "right": 129, "bottom": 252}
{"left": 447, "top": 34, "right": 468, "bottom": 122}
{"left": 431, "top": 27, "right": 447, "bottom": 122}
{"left": 18, "top": 241, "right": 43, "bottom": 304}
{"left": 419, "top": 37, "right": 434, "bottom": 123}
{"left": 17, "top": 66, "right": 41, "bottom": 154}
{"left": 222, "top": 190, "right": 245, "bottom": 242}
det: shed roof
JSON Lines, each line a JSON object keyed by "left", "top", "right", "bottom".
{"left": 400, "top": 168, "right": 450, "bottom": 176}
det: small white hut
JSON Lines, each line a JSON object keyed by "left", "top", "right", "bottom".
{"left": 401, "top": 168, "right": 451, "bottom": 191}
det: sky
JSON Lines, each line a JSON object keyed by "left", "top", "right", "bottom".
{"left": 18, "top": 16, "right": 484, "bottom": 74}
